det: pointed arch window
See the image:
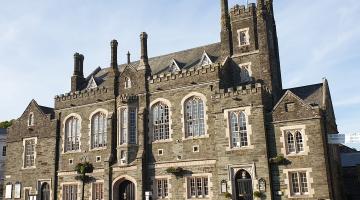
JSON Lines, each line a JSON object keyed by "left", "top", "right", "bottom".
{"left": 91, "top": 112, "right": 107, "bottom": 149}
{"left": 185, "top": 97, "right": 205, "bottom": 137}
{"left": 124, "top": 77, "right": 131, "bottom": 89}
{"left": 286, "top": 130, "right": 304, "bottom": 154}
{"left": 118, "top": 107, "right": 137, "bottom": 145}
{"left": 230, "top": 111, "right": 248, "bottom": 148}
{"left": 152, "top": 102, "right": 170, "bottom": 141}
{"left": 65, "top": 116, "right": 80, "bottom": 152}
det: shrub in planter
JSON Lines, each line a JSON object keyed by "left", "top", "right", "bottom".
{"left": 269, "top": 155, "right": 291, "bottom": 165}
{"left": 224, "top": 192, "right": 232, "bottom": 199}
{"left": 253, "top": 191, "right": 265, "bottom": 198}
{"left": 166, "top": 167, "right": 184, "bottom": 177}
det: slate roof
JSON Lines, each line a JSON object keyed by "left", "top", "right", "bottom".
{"left": 284, "top": 83, "right": 324, "bottom": 107}
{"left": 341, "top": 152, "right": 360, "bottom": 167}
{"left": 39, "top": 105, "right": 55, "bottom": 115}
{"left": 85, "top": 43, "right": 221, "bottom": 89}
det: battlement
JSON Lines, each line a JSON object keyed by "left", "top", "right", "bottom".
{"left": 118, "top": 94, "right": 138, "bottom": 102}
{"left": 230, "top": 3, "right": 257, "bottom": 18}
{"left": 54, "top": 86, "right": 109, "bottom": 102}
{"left": 149, "top": 63, "right": 220, "bottom": 84}
{"left": 211, "top": 83, "right": 266, "bottom": 100}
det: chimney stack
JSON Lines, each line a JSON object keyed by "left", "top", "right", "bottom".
{"left": 110, "top": 40, "right": 119, "bottom": 74}
{"left": 139, "top": 32, "right": 149, "bottom": 67}
{"left": 71, "top": 52, "right": 85, "bottom": 92}
{"left": 127, "top": 51, "right": 131, "bottom": 64}
{"left": 220, "top": 0, "right": 233, "bottom": 58}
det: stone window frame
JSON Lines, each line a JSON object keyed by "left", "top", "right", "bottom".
{"left": 183, "top": 173, "right": 213, "bottom": 200}
{"left": 283, "top": 168, "right": 315, "bottom": 198}
{"left": 149, "top": 98, "right": 173, "bottom": 144}
{"left": 237, "top": 28, "right": 250, "bottom": 46}
{"left": 22, "top": 137, "right": 37, "bottom": 169}
{"left": 280, "top": 125, "right": 309, "bottom": 157}
{"left": 60, "top": 182, "right": 81, "bottom": 200}
{"left": 38, "top": 179, "right": 52, "bottom": 200}
{"left": 90, "top": 180, "right": 104, "bottom": 200}
{"left": 152, "top": 175, "right": 172, "bottom": 199}
{"left": 28, "top": 112, "right": 34, "bottom": 127}
{"left": 88, "top": 108, "right": 109, "bottom": 151}
{"left": 62, "top": 113, "right": 82, "bottom": 154}
{"left": 181, "top": 92, "right": 209, "bottom": 141}
{"left": 224, "top": 106, "right": 254, "bottom": 151}
{"left": 239, "top": 62, "right": 252, "bottom": 83}
{"left": 158, "top": 149, "right": 164, "bottom": 156}
{"left": 124, "top": 77, "right": 132, "bottom": 89}
{"left": 117, "top": 106, "right": 138, "bottom": 146}
{"left": 112, "top": 175, "right": 138, "bottom": 200}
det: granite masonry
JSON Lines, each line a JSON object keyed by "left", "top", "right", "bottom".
{"left": 4, "top": 0, "right": 344, "bottom": 200}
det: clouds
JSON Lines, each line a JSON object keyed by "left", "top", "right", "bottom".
{"left": 0, "top": 0, "right": 359, "bottom": 148}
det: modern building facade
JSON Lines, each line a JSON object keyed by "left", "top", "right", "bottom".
{"left": 4, "top": 0, "right": 344, "bottom": 200}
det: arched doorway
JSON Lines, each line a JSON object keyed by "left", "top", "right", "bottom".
{"left": 235, "top": 170, "right": 253, "bottom": 200}
{"left": 113, "top": 177, "right": 136, "bottom": 200}
{"left": 40, "top": 182, "right": 50, "bottom": 200}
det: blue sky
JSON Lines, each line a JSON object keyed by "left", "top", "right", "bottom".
{"left": 0, "top": 0, "right": 359, "bottom": 149}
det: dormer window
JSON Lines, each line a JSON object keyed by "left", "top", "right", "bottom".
{"left": 125, "top": 77, "right": 131, "bottom": 89}
{"left": 28, "top": 113, "right": 34, "bottom": 126}
{"left": 238, "top": 28, "right": 250, "bottom": 46}
{"left": 86, "top": 76, "right": 98, "bottom": 90}
{"left": 168, "top": 59, "right": 180, "bottom": 73}
{"left": 199, "top": 51, "right": 213, "bottom": 67}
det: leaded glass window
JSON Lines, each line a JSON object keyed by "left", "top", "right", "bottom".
{"left": 230, "top": 111, "right": 248, "bottom": 148}
{"left": 152, "top": 102, "right": 170, "bottom": 141}
{"left": 65, "top": 117, "right": 80, "bottom": 152}
{"left": 91, "top": 112, "right": 107, "bottom": 149}
{"left": 185, "top": 97, "right": 205, "bottom": 137}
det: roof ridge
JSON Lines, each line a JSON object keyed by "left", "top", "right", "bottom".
{"left": 284, "top": 82, "right": 323, "bottom": 90}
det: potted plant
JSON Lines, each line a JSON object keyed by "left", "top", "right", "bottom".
{"left": 269, "top": 155, "right": 291, "bottom": 165}
{"left": 253, "top": 191, "right": 265, "bottom": 199}
{"left": 166, "top": 167, "right": 184, "bottom": 177}
{"left": 75, "top": 162, "right": 94, "bottom": 200}
{"left": 224, "top": 192, "right": 232, "bottom": 199}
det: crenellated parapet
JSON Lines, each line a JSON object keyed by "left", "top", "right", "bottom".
{"left": 55, "top": 87, "right": 109, "bottom": 102}
{"left": 118, "top": 94, "right": 139, "bottom": 103}
{"left": 230, "top": 3, "right": 257, "bottom": 19}
{"left": 149, "top": 63, "right": 220, "bottom": 85}
{"left": 211, "top": 83, "right": 266, "bottom": 100}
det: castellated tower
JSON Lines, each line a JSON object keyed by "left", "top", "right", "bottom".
{"left": 3, "top": 1, "right": 343, "bottom": 200}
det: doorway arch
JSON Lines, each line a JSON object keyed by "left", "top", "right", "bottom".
{"left": 113, "top": 176, "right": 136, "bottom": 200}
{"left": 40, "top": 182, "right": 50, "bottom": 200}
{"left": 234, "top": 169, "right": 253, "bottom": 200}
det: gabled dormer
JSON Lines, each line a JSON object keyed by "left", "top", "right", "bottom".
{"left": 86, "top": 76, "right": 98, "bottom": 90}
{"left": 168, "top": 59, "right": 181, "bottom": 73}
{"left": 199, "top": 51, "right": 213, "bottom": 67}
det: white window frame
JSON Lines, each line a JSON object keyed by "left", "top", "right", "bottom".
{"left": 283, "top": 168, "right": 314, "bottom": 198}
{"left": 63, "top": 114, "right": 82, "bottom": 153}
{"left": 156, "top": 179, "right": 169, "bottom": 199}
{"left": 186, "top": 176, "right": 210, "bottom": 199}
{"left": 237, "top": 28, "right": 250, "bottom": 46}
{"left": 118, "top": 106, "right": 137, "bottom": 146}
{"left": 61, "top": 183, "right": 80, "bottom": 200}
{"left": 89, "top": 109, "right": 108, "bottom": 150}
{"left": 224, "top": 107, "right": 254, "bottom": 151}
{"left": 91, "top": 181, "right": 104, "bottom": 200}
{"left": 22, "top": 137, "right": 37, "bottom": 169}
{"left": 181, "top": 93, "right": 208, "bottom": 140}
{"left": 280, "top": 125, "right": 309, "bottom": 156}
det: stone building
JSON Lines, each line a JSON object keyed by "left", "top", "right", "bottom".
{"left": 4, "top": 0, "right": 344, "bottom": 200}
{"left": 0, "top": 128, "right": 7, "bottom": 200}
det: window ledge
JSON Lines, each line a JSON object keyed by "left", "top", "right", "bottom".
{"left": 182, "top": 135, "right": 209, "bottom": 141}
{"left": 288, "top": 194, "right": 311, "bottom": 199}
{"left": 226, "top": 145, "right": 254, "bottom": 151}
{"left": 22, "top": 166, "right": 36, "bottom": 170}
{"left": 117, "top": 144, "right": 138, "bottom": 148}
{"left": 62, "top": 150, "right": 82, "bottom": 154}
{"left": 152, "top": 139, "right": 173, "bottom": 144}
{"left": 89, "top": 147, "right": 107, "bottom": 151}
{"left": 285, "top": 152, "right": 308, "bottom": 157}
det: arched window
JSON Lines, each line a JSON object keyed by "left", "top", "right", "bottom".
{"left": 65, "top": 116, "right": 80, "bottom": 152}
{"left": 185, "top": 97, "right": 205, "bottom": 137}
{"left": 152, "top": 102, "right": 170, "bottom": 141}
{"left": 40, "top": 183, "right": 50, "bottom": 200}
{"left": 230, "top": 111, "right": 248, "bottom": 148}
{"left": 118, "top": 107, "right": 137, "bottom": 145}
{"left": 91, "top": 112, "right": 107, "bottom": 149}
{"left": 28, "top": 113, "right": 34, "bottom": 126}
{"left": 295, "top": 131, "right": 304, "bottom": 152}
{"left": 287, "top": 130, "right": 305, "bottom": 154}
{"left": 287, "top": 132, "right": 296, "bottom": 154}
{"left": 124, "top": 77, "right": 131, "bottom": 89}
